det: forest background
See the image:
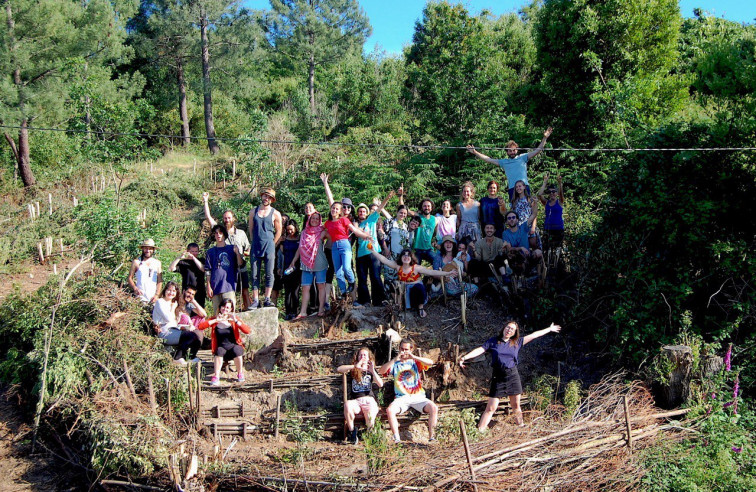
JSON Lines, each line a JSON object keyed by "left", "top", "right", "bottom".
{"left": 0, "top": 0, "right": 754, "bottom": 488}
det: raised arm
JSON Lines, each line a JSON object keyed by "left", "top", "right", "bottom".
{"left": 320, "top": 173, "right": 335, "bottom": 206}
{"left": 370, "top": 249, "right": 399, "bottom": 270}
{"left": 458, "top": 346, "right": 485, "bottom": 368}
{"left": 415, "top": 265, "right": 456, "bottom": 279}
{"left": 557, "top": 174, "right": 565, "bottom": 203}
{"left": 527, "top": 196, "right": 539, "bottom": 233}
{"left": 376, "top": 190, "right": 396, "bottom": 215}
{"left": 202, "top": 192, "right": 218, "bottom": 227}
{"left": 537, "top": 173, "right": 549, "bottom": 205}
{"left": 523, "top": 323, "right": 561, "bottom": 345}
{"left": 466, "top": 144, "right": 499, "bottom": 165}
{"left": 527, "top": 127, "right": 553, "bottom": 159}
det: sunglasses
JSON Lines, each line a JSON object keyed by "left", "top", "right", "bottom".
{"left": 506, "top": 216, "right": 517, "bottom": 220}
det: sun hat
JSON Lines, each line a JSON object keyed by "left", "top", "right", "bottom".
{"left": 341, "top": 197, "right": 354, "bottom": 207}
{"left": 440, "top": 235, "right": 456, "bottom": 244}
{"left": 140, "top": 238, "right": 157, "bottom": 249}
{"left": 260, "top": 187, "right": 276, "bottom": 202}
{"left": 356, "top": 203, "right": 370, "bottom": 213}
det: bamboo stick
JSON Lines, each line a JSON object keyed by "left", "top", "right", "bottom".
{"left": 38, "top": 243, "right": 45, "bottom": 264}
{"left": 122, "top": 360, "right": 136, "bottom": 398}
{"left": 195, "top": 362, "right": 202, "bottom": 423}
{"left": 459, "top": 420, "right": 477, "bottom": 491}
{"left": 623, "top": 395, "right": 632, "bottom": 453}
{"left": 147, "top": 365, "right": 157, "bottom": 413}
{"left": 274, "top": 395, "right": 281, "bottom": 440}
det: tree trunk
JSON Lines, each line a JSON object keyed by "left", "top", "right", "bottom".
{"left": 308, "top": 32, "right": 316, "bottom": 114}
{"left": 17, "top": 119, "right": 35, "bottom": 187}
{"left": 177, "top": 56, "right": 190, "bottom": 147}
{"left": 6, "top": 3, "right": 35, "bottom": 187}
{"left": 199, "top": 10, "right": 219, "bottom": 154}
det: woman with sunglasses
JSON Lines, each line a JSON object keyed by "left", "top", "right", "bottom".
{"left": 370, "top": 246, "right": 456, "bottom": 318}
{"left": 537, "top": 173, "right": 565, "bottom": 254}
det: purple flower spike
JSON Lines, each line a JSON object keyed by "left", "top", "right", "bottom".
{"left": 734, "top": 375, "right": 740, "bottom": 414}
{"left": 724, "top": 344, "right": 732, "bottom": 372}
{"left": 724, "top": 401, "right": 734, "bottom": 408}
{"left": 711, "top": 392, "right": 717, "bottom": 400}
{"left": 732, "top": 446, "right": 742, "bottom": 453}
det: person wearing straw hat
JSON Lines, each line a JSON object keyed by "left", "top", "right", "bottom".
{"left": 354, "top": 191, "right": 395, "bottom": 307}
{"left": 248, "top": 188, "right": 282, "bottom": 308}
{"left": 128, "top": 238, "right": 163, "bottom": 304}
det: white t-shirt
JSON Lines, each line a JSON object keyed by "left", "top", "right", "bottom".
{"left": 134, "top": 257, "right": 162, "bottom": 302}
{"left": 152, "top": 298, "right": 178, "bottom": 335}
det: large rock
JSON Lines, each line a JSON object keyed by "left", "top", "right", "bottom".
{"left": 236, "top": 307, "right": 280, "bottom": 349}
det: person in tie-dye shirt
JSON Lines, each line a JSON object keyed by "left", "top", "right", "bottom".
{"left": 380, "top": 339, "right": 439, "bottom": 443}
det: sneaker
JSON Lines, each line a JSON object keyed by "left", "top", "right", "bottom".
{"left": 352, "top": 301, "right": 362, "bottom": 307}
{"left": 428, "top": 437, "right": 437, "bottom": 443}
{"left": 249, "top": 299, "right": 259, "bottom": 309}
{"left": 346, "top": 282, "right": 355, "bottom": 294}
{"left": 348, "top": 428, "right": 358, "bottom": 444}
{"left": 172, "top": 358, "right": 187, "bottom": 366}
{"left": 263, "top": 298, "right": 274, "bottom": 307}
{"left": 237, "top": 372, "right": 245, "bottom": 383}
{"left": 392, "top": 436, "right": 402, "bottom": 444}
{"left": 210, "top": 376, "right": 220, "bottom": 386}
{"left": 189, "top": 357, "right": 202, "bottom": 364}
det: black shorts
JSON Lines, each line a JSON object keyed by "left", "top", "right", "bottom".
{"left": 489, "top": 366, "right": 522, "bottom": 398}
{"left": 216, "top": 343, "right": 244, "bottom": 361}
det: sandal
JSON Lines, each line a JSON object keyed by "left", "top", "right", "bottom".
{"left": 418, "top": 308, "right": 427, "bottom": 319}
{"left": 294, "top": 314, "right": 306, "bottom": 320}
{"left": 316, "top": 311, "right": 326, "bottom": 317}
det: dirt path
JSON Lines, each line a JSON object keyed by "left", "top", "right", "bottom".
{"left": 0, "top": 389, "right": 60, "bottom": 492}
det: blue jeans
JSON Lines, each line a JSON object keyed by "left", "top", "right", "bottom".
{"left": 356, "top": 254, "right": 386, "bottom": 305}
{"left": 331, "top": 239, "right": 355, "bottom": 292}
{"left": 252, "top": 250, "right": 275, "bottom": 289}
{"left": 414, "top": 248, "right": 438, "bottom": 267}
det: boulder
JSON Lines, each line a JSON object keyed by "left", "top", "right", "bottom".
{"left": 236, "top": 307, "right": 280, "bottom": 349}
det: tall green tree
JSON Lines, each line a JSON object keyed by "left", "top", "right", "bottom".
{"left": 404, "top": 2, "right": 535, "bottom": 142}
{"left": 0, "top": 0, "right": 136, "bottom": 187}
{"left": 533, "top": 0, "right": 686, "bottom": 146}
{"left": 266, "top": 0, "right": 372, "bottom": 113}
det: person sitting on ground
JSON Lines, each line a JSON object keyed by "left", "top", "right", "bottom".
{"left": 152, "top": 281, "right": 202, "bottom": 365}
{"left": 479, "top": 180, "right": 507, "bottom": 238}
{"left": 247, "top": 188, "right": 283, "bottom": 309}
{"left": 337, "top": 347, "right": 384, "bottom": 444}
{"left": 501, "top": 209, "right": 542, "bottom": 275}
{"left": 289, "top": 211, "right": 328, "bottom": 318}
{"left": 466, "top": 127, "right": 553, "bottom": 199}
{"left": 459, "top": 320, "right": 561, "bottom": 429}
{"left": 469, "top": 224, "right": 507, "bottom": 283}
{"left": 169, "top": 242, "right": 207, "bottom": 309}
{"left": 182, "top": 286, "right": 207, "bottom": 329}
{"left": 457, "top": 181, "right": 481, "bottom": 243}
{"left": 278, "top": 219, "right": 301, "bottom": 320}
{"left": 205, "top": 224, "right": 244, "bottom": 313}
{"left": 323, "top": 201, "right": 372, "bottom": 298}
{"left": 203, "top": 193, "right": 252, "bottom": 310}
{"left": 128, "top": 238, "right": 162, "bottom": 304}
{"left": 370, "top": 247, "right": 455, "bottom": 318}
{"left": 537, "top": 172, "right": 566, "bottom": 254}
{"left": 380, "top": 339, "right": 439, "bottom": 443}
{"left": 435, "top": 199, "right": 458, "bottom": 246}
{"left": 433, "top": 235, "right": 479, "bottom": 298}
{"left": 198, "top": 299, "right": 251, "bottom": 385}
{"left": 355, "top": 191, "right": 395, "bottom": 307}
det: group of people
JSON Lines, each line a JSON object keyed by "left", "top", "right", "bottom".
{"left": 340, "top": 320, "right": 561, "bottom": 444}
{"left": 127, "top": 127, "right": 565, "bottom": 380}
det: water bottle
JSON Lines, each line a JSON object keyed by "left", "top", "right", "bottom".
{"left": 284, "top": 266, "right": 295, "bottom": 275}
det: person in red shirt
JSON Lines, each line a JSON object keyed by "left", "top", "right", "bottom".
{"left": 323, "top": 201, "right": 371, "bottom": 298}
{"left": 198, "top": 299, "right": 251, "bottom": 386}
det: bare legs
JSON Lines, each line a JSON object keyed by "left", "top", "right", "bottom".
{"left": 478, "top": 394, "right": 524, "bottom": 431}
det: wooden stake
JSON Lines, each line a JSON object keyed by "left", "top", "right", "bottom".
{"left": 459, "top": 420, "right": 478, "bottom": 491}
{"left": 147, "top": 364, "right": 157, "bottom": 413}
{"left": 36, "top": 201, "right": 40, "bottom": 217}
{"left": 59, "top": 238, "right": 64, "bottom": 253}
{"left": 623, "top": 395, "right": 633, "bottom": 453}
{"left": 196, "top": 362, "right": 202, "bottom": 424}
{"left": 48, "top": 193, "right": 52, "bottom": 216}
{"left": 53, "top": 264, "right": 57, "bottom": 275}
{"left": 166, "top": 378, "right": 172, "bottom": 418}
{"left": 274, "top": 395, "right": 281, "bottom": 440}
{"left": 38, "top": 243, "right": 45, "bottom": 264}
{"left": 232, "top": 159, "right": 236, "bottom": 178}
{"left": 186, "top": 364, "right": 194, "bottom": 417}
{"left": 73, "top": 197, "right": 78, "bottom": 207}
{"left": 193, "top": 159, "right": 197, "bottom": 174}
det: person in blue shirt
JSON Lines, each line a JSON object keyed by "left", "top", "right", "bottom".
{"left": 502, "top": 208, "right": 542, "bottom": 274}
{"left": 466, "top": 127, "right": 553, "bottom": 200}
{"left": 459, "top": 320, "right": 561, "bottom": 430}
{"left": 354, "top": 190, "right": 395, "bottom": 306}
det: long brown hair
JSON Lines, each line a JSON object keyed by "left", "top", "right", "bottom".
{"left": 499, "top": 319, "right": 521, "bottom": 346}
{"left": 350, "top": 347, "right": 375, "bottom": 381}
{"left": 160, "top": 281, "right": 184, "bottom": 319}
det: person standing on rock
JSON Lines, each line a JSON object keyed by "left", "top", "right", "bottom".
{"left": 458, "top": 320, "right": 561, "bottom": 429}
{"left": 128, "top": 238, "right": 163, "bottom": 304}
{"left": 203, "top": 193, "right": 252, "bottom": 310}
{"left": 337, "top": 347, "right": 384, "bottom": 444}
{"left": 380, "top": 339, "right": 439, "bottom": 443}
{"left": 247, "top": 188, "right": 282, "bottom": 309}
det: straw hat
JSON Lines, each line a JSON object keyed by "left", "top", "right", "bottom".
{"left": 356, "top": 203, "right": 370, "bottom": 213}
{"left": 140, "top": 238, "right": 157, "bottom": 249}
{"left": 260, "top": 188, "right": 276, "bottom": 202}
{"left": 440, "top": 235, "right": 456, "bottom": 245}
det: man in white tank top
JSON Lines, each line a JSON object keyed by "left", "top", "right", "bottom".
{"left": 128, "top": 238, "right": 163, "bottom": 304}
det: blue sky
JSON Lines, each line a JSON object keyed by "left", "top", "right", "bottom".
{"left": 245, "top": 1, "right": 755, "bottom": 55}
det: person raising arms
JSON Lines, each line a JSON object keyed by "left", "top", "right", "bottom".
{"left": 466, "top": 127, "right": 553, "bottom": 200}
{"left": 337, "top": 347, "right": 384, "bottom": 444}
{"left": 459, "top": 320, "right": 561, "bottom": 429}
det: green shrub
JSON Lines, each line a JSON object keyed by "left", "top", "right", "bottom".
{"left": 528, "top": 374, "right": 557, "bottom": 413}
{"left": 563, "top": 380, "right": 582, "bottom": 417}
{"left": 435, "top": 407, "right": 480, "bottom": 444}
{"left": 362, "top": 420, "right": 391, "bottom": 474}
